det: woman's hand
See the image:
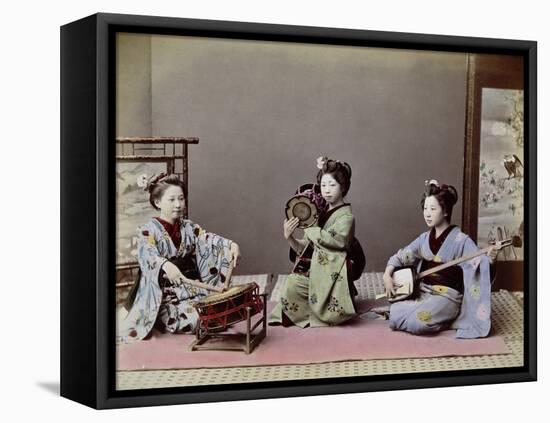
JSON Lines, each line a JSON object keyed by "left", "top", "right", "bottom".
{"left": 162, "top": 261, "right": 184, "bottom": 285}
{"left": 383, "top": 272, "right": 401, "bottom": 298}
{"left": 230, "top": 242, "right": 241, "bottom": 267}
{"left": 487, "top": 245, "right": 499, "bottom": 264}
{"left": 284, "top": 217, "right": 300, "bottom": 240}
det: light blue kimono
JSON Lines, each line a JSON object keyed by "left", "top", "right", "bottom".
{"left": 387, "top": 226, "right": 491, "bottom": 339}
{"left": 117, "top": 218, "right": 233, "bottom": 344}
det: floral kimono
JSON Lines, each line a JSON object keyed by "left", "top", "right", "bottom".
{"left": 269, "top": 204, "right": 357, "bottom": 328}
{"left": 117, "top": 218, "right": 233, "bottom": 344}
{"left": 387, "top": 226, "right": 491, "bottom": 339}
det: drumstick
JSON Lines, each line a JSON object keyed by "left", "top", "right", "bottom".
{"left": 185, "top": 279, "right": 225, "bottom": 293}
{"left": 162, "top": 275, "right": 224, "bottom": 293}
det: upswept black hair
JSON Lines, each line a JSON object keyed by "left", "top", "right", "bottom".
{"left": 316, "top": 159, "right": 353, "bottom": 197}
{"left": 147, "top": 174, "right": 187, "bottom": 210}
{"left": 421, "top": 181, "right": 458, "bottom": 223}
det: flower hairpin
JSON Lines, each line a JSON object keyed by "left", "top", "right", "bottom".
{"left": 316, "top": 156, "right": 328, "bottom": 169}
{"left": 137, "top": 174, "right": 149, "bottom": 190}
{"left": 425, "top": 179, "right": 452, "bottom": 193}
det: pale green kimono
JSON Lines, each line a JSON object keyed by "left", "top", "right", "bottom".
{"left": 269, "top": 204, "right": 357, "bottom": 327}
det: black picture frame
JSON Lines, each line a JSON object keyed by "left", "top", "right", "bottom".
{"left": 60, "top": 12, "right": 537, "bottom": 409}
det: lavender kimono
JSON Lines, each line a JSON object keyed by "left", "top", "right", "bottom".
{"left": 117, "top": 218, "right": 233, "bottom": 344}
{"left": 387, "top": 226, "right": 491, "bottom": 339}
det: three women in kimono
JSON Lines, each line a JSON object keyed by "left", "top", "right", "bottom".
{"left": 269, "top": 157, "right": 358, "bottom": 328}
{"left": 117, "top": 173, "right": 241, "bottom": 343}
{"left": 383, "top": 180, "right": 498, "bottom": 338}
{"left": 119, "top": 167, "right": 497, "bottom": 341}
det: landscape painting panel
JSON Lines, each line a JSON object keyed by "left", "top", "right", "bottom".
{"left": 116, "top": 161, "right": 168, "bottom": 265}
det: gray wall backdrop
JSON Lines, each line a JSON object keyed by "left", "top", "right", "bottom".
{"left": 116, "top": 34, "right": 152, "bottom": 137}
{"left": 117, "top": 33, "right": 467, "bottom": 275}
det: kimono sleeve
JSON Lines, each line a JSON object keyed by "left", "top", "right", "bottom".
{"left": 453, "top": 236, "right": 492, "bottom": 338}
{"left": 117, "top": 222, "right": 167, "bottom": 344}
{"left": 136, "top": 223, "right": 169, "bottom": 275}
{"left": 183, "top": 220, "right": 233, "bottom": 285}
{"left": 303, "top": 214, "right": 354, "bottom": 251}
{"left": 386, "top": 233, "right": 427, "bottom": 268}
{"left": 184, "top": 220, "right": 233, "bottom": 251}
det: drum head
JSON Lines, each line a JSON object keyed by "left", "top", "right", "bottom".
{"left": 285, "top": 195, "right": 318, "bottom": 228}
{"left": 195, "top": 283, "right": 253, "bottom": 306}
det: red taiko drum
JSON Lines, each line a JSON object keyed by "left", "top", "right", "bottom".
{"left": 193, "top": 282, "right": 264, "bottom": 333}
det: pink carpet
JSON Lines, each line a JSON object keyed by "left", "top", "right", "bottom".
{"left": 117, "top": 302, "right": 509, "bottom": 371}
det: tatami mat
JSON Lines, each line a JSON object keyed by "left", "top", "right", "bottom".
{"left": 116, "top": 273, "right": 524, "bottom": 390}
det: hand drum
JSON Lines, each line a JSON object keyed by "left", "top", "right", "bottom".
{"left": 285, "top": 195, "right": 319, "bottom": 229}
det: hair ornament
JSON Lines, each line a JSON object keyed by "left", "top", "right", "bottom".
{"left": 425, "top": 179, "right": 440, "bottom": 187}
{"left": 137, "top": 172, "right": 167, "bottom": 192}
{"left": 316, "top": 156, "right": 328, "bottom": 170}
{"left": 137, "top": 174, "right": 149, "bottom": 189}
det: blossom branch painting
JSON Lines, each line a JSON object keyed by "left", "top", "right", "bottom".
{"left": 477, "top": 89, "right": 524, "bottom": 260}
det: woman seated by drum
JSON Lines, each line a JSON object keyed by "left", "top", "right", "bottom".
{"left": 382, "top": 180, "right": 499, "bottom": 338}
{"left": 117, "top": 173, "right": 241, "bottom": 343}
{"left": 269, "top": 157, "right": 360, "bottom": 328}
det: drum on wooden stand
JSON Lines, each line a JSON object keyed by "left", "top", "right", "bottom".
{"left": 190, "top": 282, "right": 267, "bottom": 354}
